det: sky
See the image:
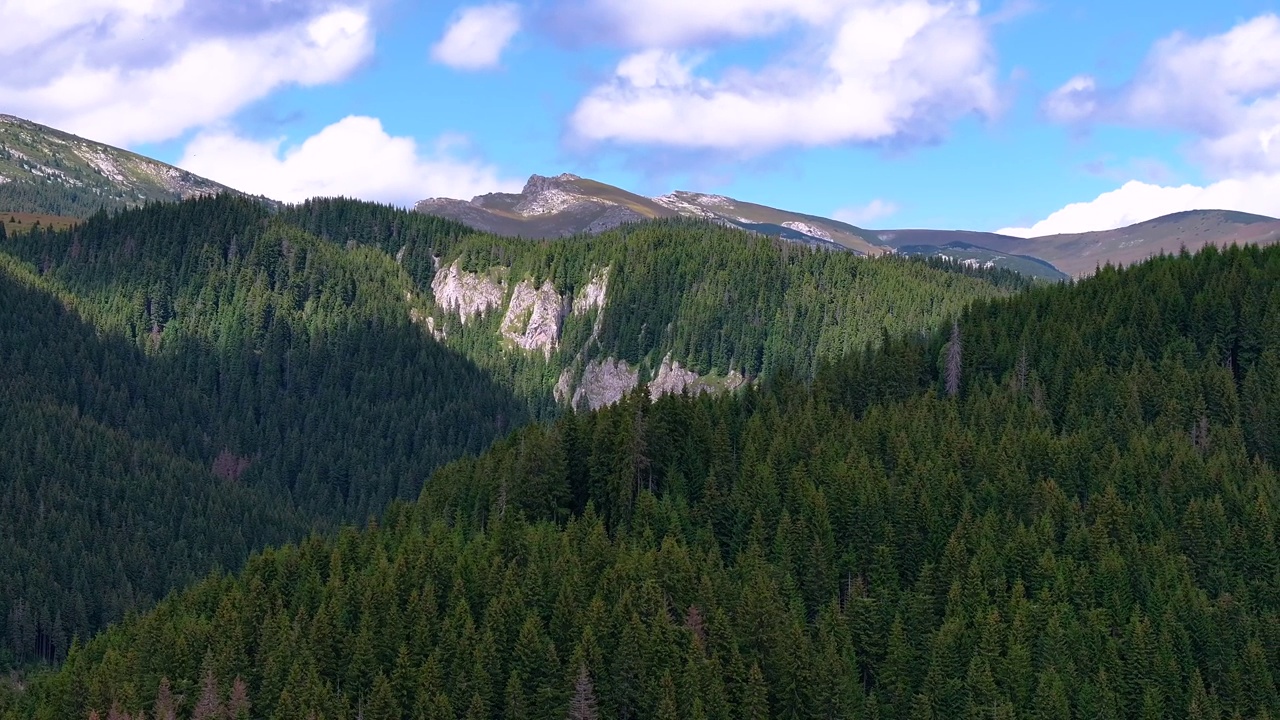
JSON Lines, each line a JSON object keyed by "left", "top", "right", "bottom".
{"left": 3, "top": 0, "right": 1280, "bottom": 236}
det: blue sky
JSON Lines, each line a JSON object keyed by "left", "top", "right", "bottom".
{"left": 4, "top": 0, "right": 1280, "bottom": 236}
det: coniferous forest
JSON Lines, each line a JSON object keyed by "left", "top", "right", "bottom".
{"left": 0, "top": 195, "right": 1015, "bottom": 678}
{"left": 1, "top": 187, "right": 1277, "bottom": 719}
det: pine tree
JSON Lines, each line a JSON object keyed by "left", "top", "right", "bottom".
{"left": 505, "top": 670, "right": 529, "bottom": 720}
{"left": 365, "top": 672, "right": 399, "bottom": 720}
{"left": 227, "top": 677, "right": 250, "bottom": 720}
{"left": 741, "top": 663, "right": 770, "bottom": 720}
{"left": 656, "top": 672, "right": 679, "bottom": 720}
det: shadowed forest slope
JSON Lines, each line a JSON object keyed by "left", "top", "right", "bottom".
{"left": 0, "top": 201, "right": 528, "bottom": 667}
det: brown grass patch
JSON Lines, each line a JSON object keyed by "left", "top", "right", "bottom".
{"left": 2, "top": 212, "right": 82, "bottom": 236}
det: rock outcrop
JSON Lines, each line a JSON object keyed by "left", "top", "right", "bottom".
{"left": 431, "top": 261, "right": 505, "bottom": 324}
{"left": 650, "top": 356, "right": 709, "bottom": 398}
{"left": 571, "top": 358, "right": 639, "bottom": 411}
{"left": 409, "top": 308, "right": 447, "bottom": 341}
{"left": 649, "top": 355, "right": 749, "bottom": 399}
{"left": 557, "top": 353, "right": 748, "bottom": 410}
{"left": 573, "top": 267, "right": 609, "bottom": 316}
{"left": 501, "top": 279, "right": 565, "bottom": 358}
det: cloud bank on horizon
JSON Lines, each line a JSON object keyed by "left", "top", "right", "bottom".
{"left": 2, "top": 0, "right": 1279, "bottom": 236}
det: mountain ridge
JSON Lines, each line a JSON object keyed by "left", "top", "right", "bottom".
{"left": 0, "top": 115, "right": 233, "bottom": 216}
{"left": 3, "top": 114, "right": 1278, "bottom": 283}
{"left": 417, "top": 173, "right": 1280, "bottom": 281}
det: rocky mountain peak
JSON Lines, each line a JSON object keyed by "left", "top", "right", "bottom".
{"left": 521, "top": 173, "right": 582, "bottom": 196}
{"left": 512, "top": 174, "right": 596, "bottom": 217}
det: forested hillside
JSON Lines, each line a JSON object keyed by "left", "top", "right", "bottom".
{"left": 0, "top": 256, "right": 313, "bottom": 669}
{"left": 282, "top": 198, "right": 1019, "bottom": 413}
{"left": 14, "top": 243, "right": 1279, "bottom": 720}
{"left": 0, "top": 195, "right": 1011, "bottom": 671}
{"left": 0, "top": 198, "right": 529, "bottom": 667}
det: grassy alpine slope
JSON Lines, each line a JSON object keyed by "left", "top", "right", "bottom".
{"left": 11, "top": 242, "right": 1279, "bottom": 720}
{"left": 0, "top": 115, "right": 230, "bottom": 217}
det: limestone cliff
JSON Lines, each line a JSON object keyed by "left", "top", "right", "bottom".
{"left": 572, "top": 267, "right": 609, "bottom": 316}
{"left": 431, "top": 261, "right": 505, "bottom": 324}
{"left": 501, "top": 279, "right": 565, "bottom": 358}
{"left": 570, "top": 358, "right": 639, "bottom": 411}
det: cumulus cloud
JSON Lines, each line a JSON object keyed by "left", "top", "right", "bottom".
{"left": 179, "top": 116, "right": 522, "bottom": 206}
{"left": 996, "top": 174, "right": 1280, "bottom": 237}
{"left": 833, "top": 199, "right": 900, "bottom": 226}
{"left": 0, "top": 0, "right": 373, "bottom": 146}
{"left": 567, "top": 0, "right": 999, "bottom": 152}
{"left": 1013, "top": 13, "right": 1280, "bottom": 235}
{"left": 1042, "top": 14, "right": 1280, "bottom": 174}
{"left": 431, "top": 3, "right": 521, "bottom": 70}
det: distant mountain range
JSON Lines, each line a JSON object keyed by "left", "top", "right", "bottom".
{"left": 416, "top": 173, "right": 1071, "bottom": 280}
{"left": 418, "top": 174, "right": 1280, "bottom": 281}
{"left": 2, "top": 114, "right": 1278, "bottom": 282}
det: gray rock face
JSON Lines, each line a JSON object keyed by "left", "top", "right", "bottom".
{"left": 571, "top": 358, "right": 639, "bottom": 411}
{"left": 431, "top": 261, "right": 505, "bottom": 324}
{"left": 501, "top": 279, "right": 565, "bottom": 358}
{"left": 554, "top": 367, "right": 576, "bottom": 406}
{"left": 650, "top": 356, "right": 707, "bottom": 398}
{"left": 572, "top": 267, "right": 609, "bottom": 316}
{"left": 582, "top": 205, "right": 648, "bottom": 234}
{"left": 649, "top": 355, "right": 749, "bottom": 399}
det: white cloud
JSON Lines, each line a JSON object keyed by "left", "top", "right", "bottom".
{"left": 1042, "top": 75, "right": 1097, "bottom": 124}
{"left": 0, "top": 1, "right": 373, "bottom": 147}
{"left": 833, "top": 199, "right": 900, "bottom": 225}
{"left": 179, "top": 116, "right": 522, "bottom": 206}
{"left": 568, "top": 0, "right": 998, "bottom": 152}
{"left": 996, "top": 174, "right": 1280, "bottom": 237}
{"left": 431, "top": 3, "right": 521, "bottom": 70}
{"left": 1043, "top": 14, "right": 1280, "bottom": 174}
{"left": 559, "top": 0, "right": 848, "bottom": 47}
{"left": 1, "top": 0, "right": 182, "bottom": 55}
{"left": 1014, "top": 13, "right": 1280, "bottom": 236}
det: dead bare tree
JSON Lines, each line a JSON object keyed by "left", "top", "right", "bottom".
{"left": 946, "top": 319, "right": 963, "bottom": 398}
{"left": 567, "top": 665, "right": 600, "bottom": 720}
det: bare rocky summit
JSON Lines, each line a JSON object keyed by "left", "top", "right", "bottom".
{"left": 415, "top": 173, "right": 677, "bottom": 239}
